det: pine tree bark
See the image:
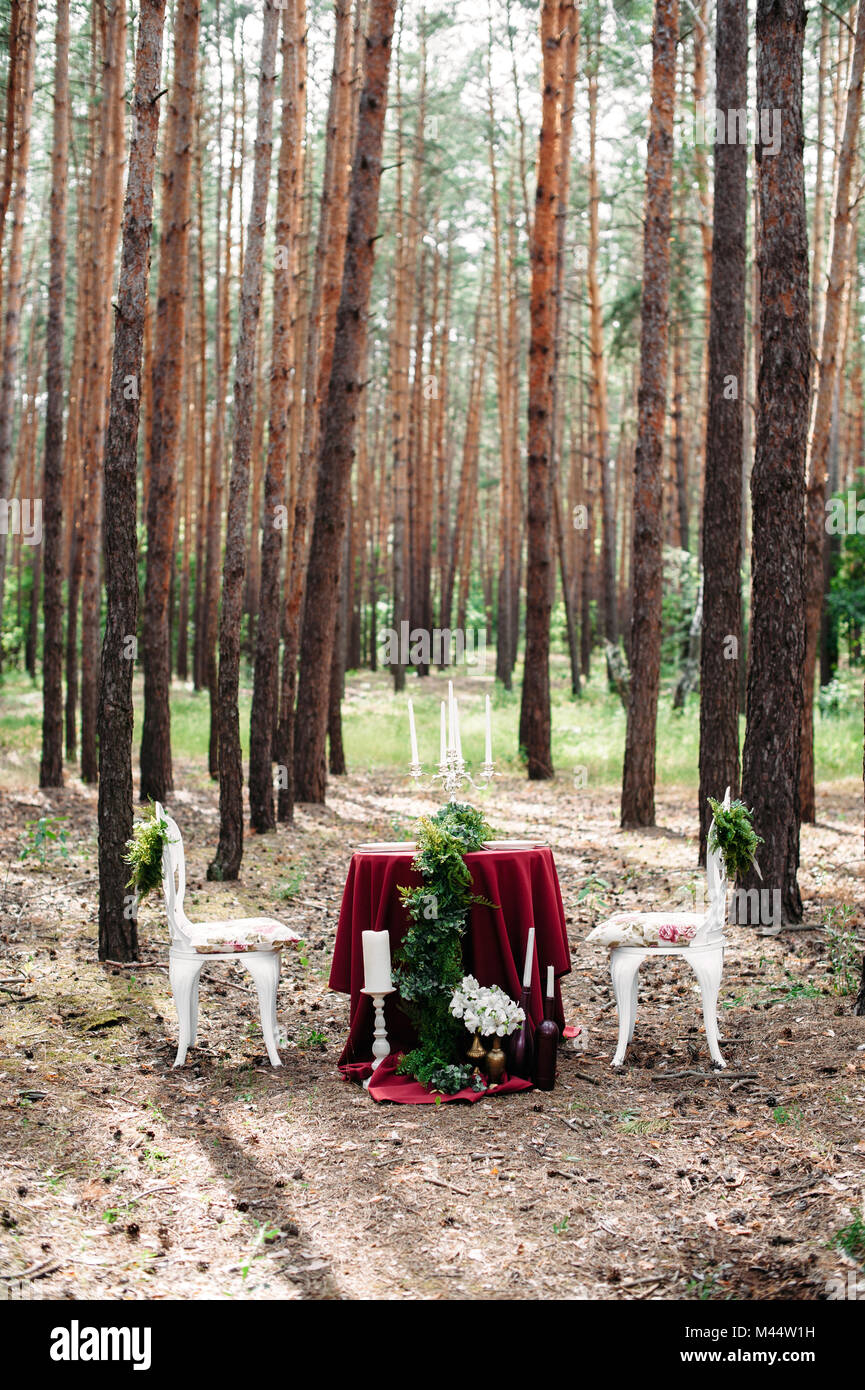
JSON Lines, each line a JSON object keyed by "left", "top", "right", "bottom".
{"left": 697, "top": 0, "right": 747, "bottom": 861}
{"left": 0, "top": 0, "right": 35, "bottom": 656}
{"left": 389, "top": 36, "right": 410, "bottom": 693}
{"left": 488, "top": 37, "right": 514, "bottom": 690}
{"left": 140, "top": 0, "right": 201, "bottom": 803}
{"left": 586, "top": 29, "right": 617, "bottom": 651}
{"left": 520, "top": 0, "right": 562, "bottom": 780}
{"left": 800, "top": 0, "right": 865, "bottom": 823}
{"left": 620, "top": 0, "right": 678, "bottom": 828}
{"left": 97, "top": 0, "right": 167, "bottom": 962}
{"left": 249, "top": 0, "right": 301, "bottom": 833}
{"left": 80, "top": 0, "right": 127, "bottom": 782}
{"left": 740, "top": 0, "right": 810, "bottom": 924}
{"left": 203, "top": 9, "right": 238, "bottom": 780}
{"left": 0, "top": 0, "right": 20, "bottom": 261}
{"left": 208, "top": 0, "right": 280, "bottom": 880}
{"left": 293, "top": 0, "right": 398, "bottom": 804}
{"left": 810, "top": 7, "right": 831, "bottom": 351}
{"left": 39, "top": 0, "right": 70, "bottom": 789}
{"left": 551, "top": 0, "right": 579, "bottom": 698}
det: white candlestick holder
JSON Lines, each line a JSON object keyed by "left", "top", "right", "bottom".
{"left": 410, "top": 747, "right": 495, "bottom": 802}
{"left": 362, "top": 986, "right": 395, "bottom": 1089}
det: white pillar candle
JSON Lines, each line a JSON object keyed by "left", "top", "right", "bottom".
{"left": 522, "top": 926, "right": 536, "bottom": 989}
{"left": 448, "top": 680, "right": 455, "bottom": 754}
{"left": 362, "top": 930, "right": 392, "bottom": 993}
{"left": 485, "top": 693, "right": 492, "bottom": 764}
{"left": 546, "top": 963, "right": 555, "bottom": 999}
{"left": 408, "top": 699, "right": 419, "bottom": 764}
{"left": 439, "top": 701, "right": 447, "bottom": 764}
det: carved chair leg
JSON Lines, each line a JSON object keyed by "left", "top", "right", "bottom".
{"left": 170, "top": 955, "right": 204, "bottom": 1068}
{"left": 610, "top": 952, "right": 642, "bottom": 1067}
{"left": 688, "top": 951, "right": 726, "bottom": 1068}
{"left": 627, "top": 968, "right": 639, "bottom": 1043}
{"left": 242, "top": 951, "right": 283, "bottom": 1067}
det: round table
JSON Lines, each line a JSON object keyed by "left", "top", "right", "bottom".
{"left": 329, "top": 845, "right": 572, "bottom": 1078}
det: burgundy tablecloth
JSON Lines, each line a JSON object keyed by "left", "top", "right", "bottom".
{"left": 329, "top": 845, "right": 572, "bottom": 1080}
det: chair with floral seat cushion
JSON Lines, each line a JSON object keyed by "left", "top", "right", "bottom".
{"left": 586, "top": 790, "right": 731, "bottom": 1069}
{"left": 156, "top": 803, "right": 299, "bottom": 1067}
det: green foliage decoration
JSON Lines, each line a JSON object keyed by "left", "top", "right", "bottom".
{"left": 124, "top": 802, "right": 174, "bottom": 901}
{"left": 394, "top": 801, "right": 495, "bottom": 1094}
{"left": 707, "top": 797, "right": 763, "bottom": 881}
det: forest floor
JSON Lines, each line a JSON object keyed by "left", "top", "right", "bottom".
{"left": 1, "top": 753, "right": 864, "bottom": 1301}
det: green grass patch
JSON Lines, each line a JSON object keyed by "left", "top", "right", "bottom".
{"left": 2, "top": 656, "right": 863, "bottom": 787}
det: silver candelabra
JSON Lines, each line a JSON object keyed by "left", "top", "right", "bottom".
{"left": 408, "top": 683, "right": 495, "bottom": 801}
{"left": 409, "top": 747, "right": 495, "bottom": 801}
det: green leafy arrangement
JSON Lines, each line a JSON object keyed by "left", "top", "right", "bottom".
{"left": 707, "top": 797, "right": 763, "bottom": 881}
{"left": 394, "top": 802, "right": 495, "bottom": 1094}
{"left": 124, "top": 803, "right": 173, "bottom": 900}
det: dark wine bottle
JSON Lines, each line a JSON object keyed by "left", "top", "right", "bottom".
{"left": 508, "top": 928, "right": 536, "bottom": 1079}
{"left": 508, "top": 983, "right": 534, "bottom": 1079}
{"left": 533, "top": 965, "right": 559, "bottom": 1091}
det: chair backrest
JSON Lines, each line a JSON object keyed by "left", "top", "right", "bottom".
{"left": 154, "top": 802, "right": 192, "bottom": 948}
{"left": 694, "top": 787, "right": 731, "bottom": 944}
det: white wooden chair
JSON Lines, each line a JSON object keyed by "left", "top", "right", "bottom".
{"left": 586, "top": 790, "right": 731, "bottom": 1069}
{"left": 155, "top": 803, "right": 299, "bottom": 1067}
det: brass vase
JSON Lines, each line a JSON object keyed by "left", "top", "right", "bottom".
{"left": 467, "top": 1029, "right": 487, "bottom": 1077}
{"left": 486, "top": 1036, "right": 507, "bottom": 1085}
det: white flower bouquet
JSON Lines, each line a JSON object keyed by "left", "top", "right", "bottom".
{"left": 449, "top": 974, "right": 525, "bottom": 1038}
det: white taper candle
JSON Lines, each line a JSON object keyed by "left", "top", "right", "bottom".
{"left": 522, "top": 926, "right": 535, "bottom": 989}
{"left": 546, "top": 963, "right": 555, "bottom": 999}
{"left": 408, "top": 699, "right": 419, "bottom": 765}
{"left": 485, "top": 693, "right": 492, "bottom": 764}
{"left": 439, "top": 701, "right": 447, "bottom": 764}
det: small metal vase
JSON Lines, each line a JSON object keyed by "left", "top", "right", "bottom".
{"left": 486, "top": 1036, "right": 507, "bottom": 1085}
{"left": 467, "top": 1029, "right": 487, "bottom": 1076}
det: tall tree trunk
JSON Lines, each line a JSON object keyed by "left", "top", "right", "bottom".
{"left": 293, "top": 0, "right": 398, "bottom": 804}
{"left": 488, "top": 38, "right": 514, "bottom": 691}
{"left": 586, "top": 28, "right": 616, "bottom": 651}
{"left": 204, "top": 2, "right": 236, "bottom": 780}
{"left": 551, "top": 0, "right": 580, "bottom": 698}
{"left": 274, "top": 0, "right": 310, "bottom": 824}
{"left": 800, "top": 0, "right": 865, "bottom": 823}
{"left": 176, "top": 368, "right": 193, "bottom": 684}
{"left": 740, "top": 0, "right": 810, "bottom": 925}
{"left": 277, "top": 0, "right": 357, "bottom": 820}
{"left": 249, "top": 0, "right": 302, "bottom": 834}
{"left": 0, "top": 0, "right": 20, "bottom": 261}
{"left": 208, "top": 0, "right": 280, "bottom": 880}
{"left": 97, "top": 0, "right": 167, "bottom": 961}
{"left": 389, "top": 31, "right": 410, "bottom": 693}
{"left": 0, "top": 0, "right": 35, "bottom": 655}
{"left": 810, "top": 6, "right": 831, "bottom": 351}
{"left": 697, "top": 0, "right": 747, "bottom": 860}
{"left": 620, "top": 0, "right": 678, "bottom": 828}
{"left": 140, "top": 0, "right": 201, "bottom": 802}
{"left": 80, "top": 0, "right": 127, "bottom": 783}
{"left": 39, "top": 0, "right": 70, "bottom": 789}
{"left": 519, "top": 0, "right": 562, "bottom": 780}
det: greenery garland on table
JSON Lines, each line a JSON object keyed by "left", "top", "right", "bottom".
{"left": 707, "top": 797, "right": 763, "bottom": 881}
{"left": 394, "top": 802, "right": 496, "bottom": 1094}
{"left": 124, "top": 802, "right": 173, "bottom": 900}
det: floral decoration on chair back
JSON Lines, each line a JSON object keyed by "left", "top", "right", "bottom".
{"left": 154, "top": 802, "right": 193, "bottom": 950}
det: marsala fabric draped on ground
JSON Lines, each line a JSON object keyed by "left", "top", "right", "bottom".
{"left": 330, "top": 846, "right": 571, "bottom": 1098}
{"left": 366, "top": 1053, "right": 533, "bottom": 1104}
